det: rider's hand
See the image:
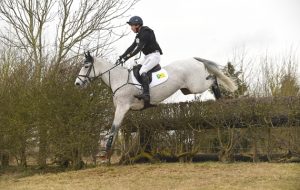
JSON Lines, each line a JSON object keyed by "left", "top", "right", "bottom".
{"left": 118, "top": 56, "right": 126, "bottom": 64}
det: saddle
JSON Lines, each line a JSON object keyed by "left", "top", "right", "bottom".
{"left": 132, "top": 64, "right": 162, "bottom": 84}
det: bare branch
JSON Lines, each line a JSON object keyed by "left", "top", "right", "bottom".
{"left": 0, "top": 0, "right": 140, "bottom": 66}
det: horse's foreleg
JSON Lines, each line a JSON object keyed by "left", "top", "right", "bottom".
{"left": 105, "top": 105, "right": 129, "bottom": 161}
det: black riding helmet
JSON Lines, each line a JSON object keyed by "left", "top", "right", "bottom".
{"left": 127, "top": 16, "right": 143, "bottom": 26}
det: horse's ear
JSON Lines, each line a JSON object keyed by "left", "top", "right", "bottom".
{"left": 87, "top": 51, "right": 91, "bottom": 57}
{"left": 84, "top": 51, "right": 88, "bottom": 58}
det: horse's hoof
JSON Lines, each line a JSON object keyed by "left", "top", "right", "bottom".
{"left": 100, "top": 158, "right": 110, "bottom": 165}
{"left": 97, "top": 152, "right": 111, "bottom": 165}
{"left": 97, "top": 149, "right": 113, "bottom": 161}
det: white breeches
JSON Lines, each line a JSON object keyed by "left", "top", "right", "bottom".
{"left": 139, "top": 52, "right": 161, "bottom": 75}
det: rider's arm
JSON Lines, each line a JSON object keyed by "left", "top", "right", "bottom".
{"left": 121, "top": 41, "right": 137, "bottom": 59}
{"left": 128, "top": 42, "right": 145, "bottom": 58}
{"left": 124, "top": 30, "right": 151, "bottom": 59}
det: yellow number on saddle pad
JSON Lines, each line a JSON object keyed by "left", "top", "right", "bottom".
{"left": 156, "top": 73, "right": 166, "bottom": 79}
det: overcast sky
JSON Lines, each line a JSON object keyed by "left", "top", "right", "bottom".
{"left": 114, "top": 0, "right": 300, "bottom": 101}
{"left": 115, "top": 0, "right": 300, "bottom": 64}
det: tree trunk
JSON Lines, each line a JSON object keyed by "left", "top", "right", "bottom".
{"left": 20, "top": 147, "right": 27, "bottom": 167}
{"left": 139, "top": 127, "right": 152, "bottom": 153}
{"left": 119, "top": 130, "right": 131, "bottom": 164}
{"left": 71, "top": 148, "right": 84, "bottom": 170}
{"left": 218, "top": 149, "right": 234, "bottom": 163}
{"left": 252, "top": 128, "right": 259, "bottom": 162}
{"left": 1, "top": 151, "right": 9, "bottom": 167}
{"left": 38, "top": 129, "right": 47, "bottom": 168}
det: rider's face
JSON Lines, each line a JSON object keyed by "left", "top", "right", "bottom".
{"left": 130, "top": 24, "right": 140, "bottom": 33}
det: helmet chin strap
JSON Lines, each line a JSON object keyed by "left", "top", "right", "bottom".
{"left": 134, "top": 25, "right": 142, "bottom": 33}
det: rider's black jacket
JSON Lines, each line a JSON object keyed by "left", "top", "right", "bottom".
{"left": 121, "top": 26, "right": 162, "bottom": 59}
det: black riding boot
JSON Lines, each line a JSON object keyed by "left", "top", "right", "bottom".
{"left": 135, "top": 72, "right": 150, "bottom": 103}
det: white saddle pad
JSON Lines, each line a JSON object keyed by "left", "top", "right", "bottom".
{"left": 131, "top": 69, "right": 169, "bottom": 89}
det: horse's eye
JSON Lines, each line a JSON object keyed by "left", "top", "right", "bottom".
{"left": 84, "top": 62, "right": 91, "bottom": 68}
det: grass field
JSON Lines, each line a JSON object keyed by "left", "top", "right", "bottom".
{"left": 1, "top": 162, "right": 299, "bottom": 190}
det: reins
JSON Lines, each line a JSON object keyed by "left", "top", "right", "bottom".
{"left": 78, "top": 58, "right": 141, "bottom": 96}
{"left": 111, "top": 68, "right": 139, "bottom": 96}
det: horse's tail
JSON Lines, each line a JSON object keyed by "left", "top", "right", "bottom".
{"left": 194, "top": 57, "right": 237, "bottom": 92}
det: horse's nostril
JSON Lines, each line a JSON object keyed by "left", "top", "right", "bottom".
{"left": 75, "top": 82, "right": 80, "bottom": 86}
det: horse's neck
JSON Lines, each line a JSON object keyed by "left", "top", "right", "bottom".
{"left": 94, "top": 58, "right": 128, "bottom": 91}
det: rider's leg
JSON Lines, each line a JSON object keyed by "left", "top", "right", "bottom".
{"left": 135, "top": 52, "right": 160, "bottom": 102}
{"left": 139, "top": 52, "right": 160, "bottom": 75}
{"left": 135, "top": 72, "right": 150, "bottom": 102}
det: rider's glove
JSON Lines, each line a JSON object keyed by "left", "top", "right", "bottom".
{"left": 121, "top": 54, "right": 131, "bottom": 61}
{"left": 118, "top": 56, "right": 126, "bottom": 64}
{"left": 116, "top": 56, "right": 123, "bottom": 66}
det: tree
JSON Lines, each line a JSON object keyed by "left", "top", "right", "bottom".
{"left": 220, "top": 62, "right": 248, "bottom": 98}
{"left": 0, "top": 0, "right": 138, "bottom": 64}
{"left": 278, "top": 75, "right": 299, "bottom": 96}
{"left": 257, "top": 50, "right": 299, "bottom": 97}
{"left": 0, "top": 0, "right": 138, "bottom": 168}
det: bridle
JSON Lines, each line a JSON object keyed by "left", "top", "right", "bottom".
{"left": 76, "top": 51, "right": 97, "bottom": 85}
{"left": 76, "top": 51, "right": 138, "bottom": 95}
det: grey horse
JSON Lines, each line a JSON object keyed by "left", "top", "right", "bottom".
{"left": 75, "top": 52, "right": 237, "bottom": 162}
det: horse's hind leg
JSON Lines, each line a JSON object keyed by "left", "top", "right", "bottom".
{"left": 211, "top": 76, "right": 222, "bottom": 99}
{"left": 185, "top": 74, "right": 214, "bottom": 95}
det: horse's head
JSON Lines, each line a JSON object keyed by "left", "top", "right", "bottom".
{"left": 75, "top": 51, "right": 96, "bottom": 87}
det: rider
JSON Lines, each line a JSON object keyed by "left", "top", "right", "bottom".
{"left": 119, "top": 16, "right": 163, "bottom": 103}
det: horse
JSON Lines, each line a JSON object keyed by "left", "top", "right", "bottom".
{"left": 75, "top": 51, "right": 237, "bottom": 162}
